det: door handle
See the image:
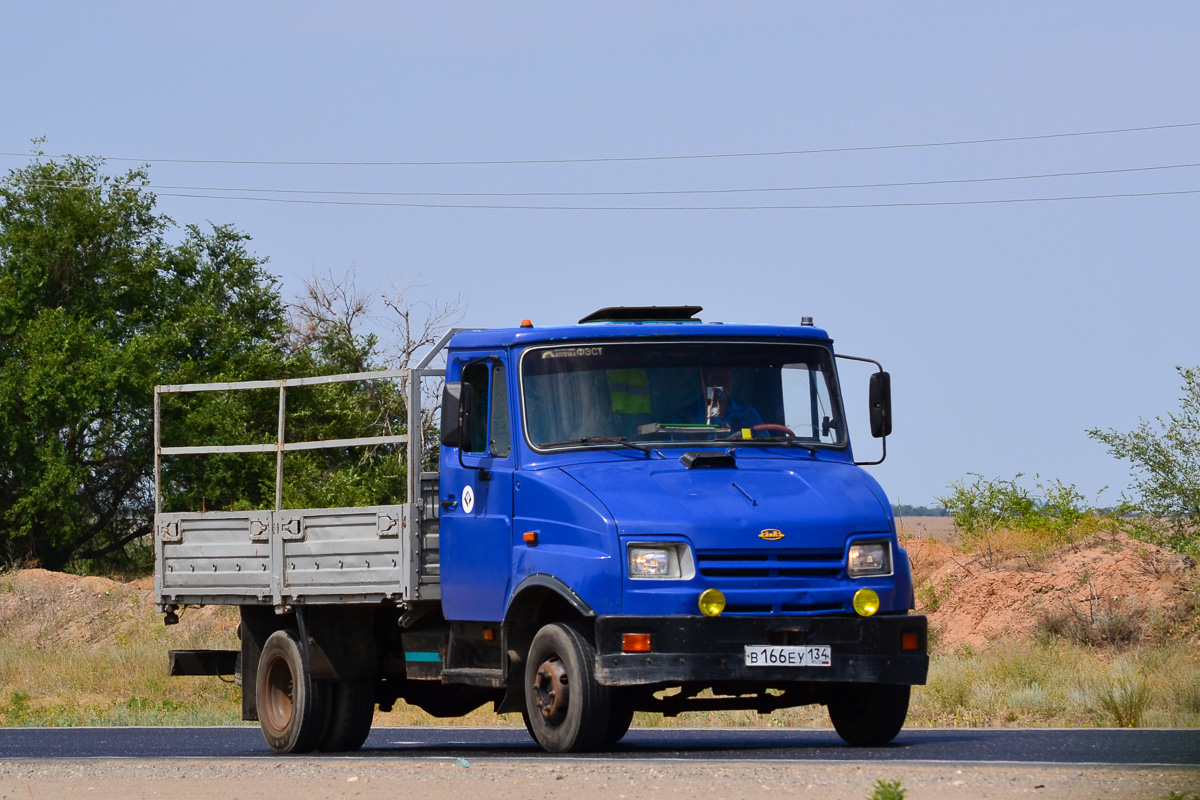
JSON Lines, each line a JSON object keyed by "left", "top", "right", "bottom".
{"left": 440, "top": 498, "right": 458, "bottom": 510}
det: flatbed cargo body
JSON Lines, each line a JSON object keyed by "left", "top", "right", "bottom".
{"left": 155, "top": 503, "right": 434, "bottom": 607}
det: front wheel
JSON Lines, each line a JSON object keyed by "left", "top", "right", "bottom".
{"left": 827, "top": 683, "right": 910, "bottom": 746}
{"left": 523, "top": 623, "right": 609, "bottom": 753}
{"left": 256, "top": 629, "right": 330, "bottom": 753}
{"left": 602, "top": 699, "right": 635, "bottom": 744}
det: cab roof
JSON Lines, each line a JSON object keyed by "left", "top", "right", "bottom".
{"left": 448, "top": 306, "right": 831, "bottom": 350}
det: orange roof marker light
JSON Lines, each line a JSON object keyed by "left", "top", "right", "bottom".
{"left": 520, "top": 319, "right": 534, "bottom": 328}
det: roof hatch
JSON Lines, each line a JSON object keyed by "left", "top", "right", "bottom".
{"left": 578, "top": 305, "right": 703, "bottom": 324}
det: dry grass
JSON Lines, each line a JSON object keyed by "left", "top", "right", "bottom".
{"left": 909, "top": 638, "right": 1200, "bottom": 729}
{"left": 0, "top": 570, "right": 243, "bottom": 726}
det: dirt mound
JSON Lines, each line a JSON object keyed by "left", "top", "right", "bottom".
{"left": 0, "top": 568, "right": 233, "bottom": 652}
{"left": 906, "top": 533, "right": 1198, "bottom": 650}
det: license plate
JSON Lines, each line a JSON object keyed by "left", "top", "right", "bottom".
{"left": 744, "top": 645, "right": 831, "bottom": 667}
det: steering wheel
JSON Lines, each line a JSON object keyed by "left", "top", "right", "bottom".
{"left": 752, "top": 423, "right": 797, "bottom": 437}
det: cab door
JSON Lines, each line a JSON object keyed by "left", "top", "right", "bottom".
{"left": 439, "top": 355, "right": 515, "bottom": 621}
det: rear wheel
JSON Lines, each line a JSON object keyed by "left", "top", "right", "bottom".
{"left": 827, "top": 683, "right": 910, "bottom": 746}
{"left": 318, "top": 678, "right": 375, "bottom": 752}
{"left": 523, "top": 623, "right": 609, "bottom": 753}
{"left": 256, "top": 629, "right": 330, "bottom": 753}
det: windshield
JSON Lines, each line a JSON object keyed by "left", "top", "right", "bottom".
{"left": 520, "top": 341, "right": 845, "bottom": 450}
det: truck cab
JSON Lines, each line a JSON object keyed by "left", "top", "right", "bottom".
{"left": 436, "top": 306, "right": 926, "bottom": 751}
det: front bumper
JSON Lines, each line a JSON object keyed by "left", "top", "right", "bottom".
{"left": 594, "top": 613, "right": 928, "bottom": 687}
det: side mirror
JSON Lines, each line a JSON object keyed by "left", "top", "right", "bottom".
{"left": 869, "top": 371, "right": 892, "bottom": 438}
{"left": 440, "top": 382, "right": 474, "bottom": 448}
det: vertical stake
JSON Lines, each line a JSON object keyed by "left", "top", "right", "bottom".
{"left": 276, "top": 381, "right": 286, "bottom": 513}
{"left": 154, "top": 386, "right": 162, "bottom": 515}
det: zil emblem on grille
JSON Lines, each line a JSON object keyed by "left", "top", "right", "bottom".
{"left": 759, "top": 529, "right": 784, "bottom": 541}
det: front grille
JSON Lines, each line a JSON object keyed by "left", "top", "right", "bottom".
{"left": 781, "top": 601, "right": 843, "bottom": 613}
{"left": 697, "top": 549, "right": 843, "bottom": 579}
{"left": 723, "top": 603, "right": 774, "bottom": 614}
{"left": 724, "top": 600, "right": 844, "bottom": 616}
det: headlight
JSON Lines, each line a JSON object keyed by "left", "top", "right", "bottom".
{"left": 847, "top": 541, "right": 893, "bottom": 578}
{"left": 627, "top": 543, "right": 695, "bottom": 580}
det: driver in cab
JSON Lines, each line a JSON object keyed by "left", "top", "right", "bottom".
{"left": 699, "top": 367, "right": 766, "bottom": 438}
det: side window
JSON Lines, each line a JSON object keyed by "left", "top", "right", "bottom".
{"left": 462, "top": 360, "right": 511, "bottom": 457}
{"left": 781, "top": 363, "right": 838, "bottom": 443}
{"left": 462, "top": 362, "right": 490, "bottom": 453}
{"left": 490, "top": 364, "right": 511, "bottom": 457}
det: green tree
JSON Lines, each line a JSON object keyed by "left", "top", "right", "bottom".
{"left": 1088, "top": 366, "right": 1200, "bottom": 556}
{"left": 0, "top": 154, "right": 287, "bottom": 571}
{"left": 154, "top": 265, "right": 411, "bottom": 520}
{"left": 274, "top": 269, "right": 409, "bottom": 511}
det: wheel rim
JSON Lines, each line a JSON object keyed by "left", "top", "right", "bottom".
{"left": 532, "top": 655, "right": 569, "bottom": 726}
{"left": 262, "top": 654, "right": 295, "bottom": 735}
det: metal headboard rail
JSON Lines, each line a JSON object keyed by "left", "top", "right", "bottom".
{"left": 154, "top": 368, "right": 416, "bottom": 515}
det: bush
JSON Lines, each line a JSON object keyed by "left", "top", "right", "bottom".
{"left": 1033, "top": 590, "right": 1151, "bottom": 649}
{"left": 916, "top": 577, "right": 953, "bottom": 613}
{"left": 1088, "top": 365, "right": 1200, "bottom": 559}
{"left": 0, "top": 690, "right": 32, "bottom": 725}
{"left": 937, "top": 474, "right": 1113, "bottom": 565}
{"left": 1091, "top": 662, "right": 1153, "bottom": 728}
{"left": 868, "top": 779, "right": 905, "bottom": 800}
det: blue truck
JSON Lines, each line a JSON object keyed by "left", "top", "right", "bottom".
{"left": 155, "top": 305, "right": 927, "bottom": 754}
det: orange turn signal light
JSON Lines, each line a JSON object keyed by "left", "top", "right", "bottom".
{"left": 622, "top": 633, "right": 652, "bottom": 653}
{"left": 483, "top": 628, "right": 495, "bottom": 641}
{"left": 902, "top": 631, "right": 920, "bottom": 651}
{"left": 523, "top": 531, "right": 538, "bottom": 545}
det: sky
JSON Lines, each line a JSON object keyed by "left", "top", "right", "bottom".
{"left": 2, "top": 2, "right": 1198, "bottom": 506}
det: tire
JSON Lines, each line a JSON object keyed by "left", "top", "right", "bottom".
{"left": 318, "top": 678, "right": 375, "bottom": 752}
{"left": 521, "top": 708, "right": 537, "bottom": 740}
{"left": 528, "top": 698, "right": 633, "bottom": 746}
{"left": 827, "top": 683, "right": 910, "bottom": 747}
{"left": 523, "top": 623, "right": 609, "bottom": 753}
{"left": 602, "top": 701, "right": 635, "bottom": 745}
{"left": 256, "top": 629, "right": 330, "bottom": 754}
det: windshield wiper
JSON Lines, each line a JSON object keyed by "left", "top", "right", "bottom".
{"left": 766, "top": 437, "right": 822, "bottom": 456}
{"left": 540, "top": 436, "right": 653, "bottom": 455}
{"left": 636, "top": 422, "right": 730, "bottom": 436}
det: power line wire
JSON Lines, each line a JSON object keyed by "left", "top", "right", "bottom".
{"left": 3, "top": 122, "right": 1197, "bottom": 167}
{"left": 24, "top": 161, "right": 1200, "bottom": 199}
{"left": 141, "top": 188, "right": 1200, "bottom": 210}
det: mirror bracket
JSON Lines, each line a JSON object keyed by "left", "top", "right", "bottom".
{"left": 835, "top": 354, "right": 891, "bottom": 466}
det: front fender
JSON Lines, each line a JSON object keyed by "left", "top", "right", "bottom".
{"left": 506, "top": 574, "right": 595, "bottom": 620}
{"left": 512, "top": 468, "right": 622, "bottom": 614}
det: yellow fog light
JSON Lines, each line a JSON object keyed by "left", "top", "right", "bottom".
{"left": 698, "top": 588, "right": 726, "bottom": 617}
{"left": 853, "top": 588, "right": 880, "bottom": 617}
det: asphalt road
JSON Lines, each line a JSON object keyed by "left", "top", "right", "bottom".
{"left": 0, "top": 726, "right": 1196, "bottom": 766}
